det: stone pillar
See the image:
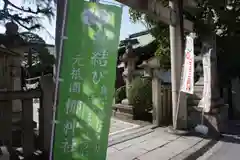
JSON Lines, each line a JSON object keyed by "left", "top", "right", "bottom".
{"left": 198, "top": 35, "right": 223, "bottom": 113}
{"left": 5, "top": 22, "right": 23, "bottom": 113}
{"left": 121, "top": 43, "right": 138, "bottom": 105}
{"left": 123, "top": 58, "right": 136, "bottom": 98}
{"left": 152, "top": 69, "right": 162, "bottom": 126}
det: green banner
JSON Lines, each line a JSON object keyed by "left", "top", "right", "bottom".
{"left": 52, "top": 1, "right": 122, "bottom": 160}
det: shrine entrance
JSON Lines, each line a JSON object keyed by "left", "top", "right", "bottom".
{"left": 114, "top": 0, "right": 195, "bottom": 129}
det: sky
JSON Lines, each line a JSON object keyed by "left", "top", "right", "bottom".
{"left": 0, "top": 0, "right": 146, "bottom": 44}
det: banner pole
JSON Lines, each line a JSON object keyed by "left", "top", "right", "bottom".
{"left": 174, "top": 33, "right": 196, "bottom": 129}
{"left": 49, "top": 0, "right": 68, "bottom": 159}
{"left": 49, "top": 1, "right": 122, "bottom": 159}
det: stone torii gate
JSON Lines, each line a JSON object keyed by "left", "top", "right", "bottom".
{"left": 116, "top": 0, "right": 195, "bottom": 129}
{"left": 116, "top": 0, "right": 194, "bottom": 31}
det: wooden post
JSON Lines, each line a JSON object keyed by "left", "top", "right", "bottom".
{"left": 0, "top": 101, "right": 12, "bottom": 147}
{"left": 162, "top": 85, "right": 173, "bottom": 124}
{"left": 22, "top": 99, "right": 34, "bottom": 157}
{"left": 39, "top": 75, "right": 54, "bottom": 153}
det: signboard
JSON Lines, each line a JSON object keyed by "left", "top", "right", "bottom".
{"left": 51, "top": 1, "right": 122, "bottom": 160}
{"left": 181, "top": 35, "right": 194, "bottom": 94}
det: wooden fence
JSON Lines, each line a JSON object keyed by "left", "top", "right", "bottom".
{"left": 113, "top": 84, "right": 172, "bottom": 125}
{"left": 160, "top": 84, "right": 172, "bottom": 124}
{"left": 0, "top": 75, "right": 54, "bottom": 158}
{"left": 0, "top": 90, "right": 41, "bottom": 158}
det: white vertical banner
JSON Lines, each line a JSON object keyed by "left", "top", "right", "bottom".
{"left": 181, "top": 35, "right": 194, "bottom": 94}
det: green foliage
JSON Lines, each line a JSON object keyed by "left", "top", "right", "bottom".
{"left": 153, "top": 24, "right": 170, "bottom": 69}
{"left": 115, "top": 85, "right": 126, "bottom": 104}
{"left": 128, "top": 77, "right": 152, "bottom": 119}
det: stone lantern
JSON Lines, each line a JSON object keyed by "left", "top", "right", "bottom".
{"left": 138, "top": 57, "right": 168, "bottom": 126}
{"left": 139, "top": 61, "right": 152, "bottom": 78}
{"left": 3, "top": 22, "right": 23, "bottom": 113}
{"left": 120, "top": 42, "right": 138, "bottom": 104}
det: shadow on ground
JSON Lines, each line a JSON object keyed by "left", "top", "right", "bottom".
{"left": 183, "top": 120, "right": 240, "bottom": 160}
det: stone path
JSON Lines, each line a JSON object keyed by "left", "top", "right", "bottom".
{"left": 197, "top": 121, "right": 240, "bottom": 160}
{"left": 33, "top": 102, "right": 208, "bottom": 160}
{"left": 109, "top": 118, "right": 140, "bottom": 135}
{"left": 107, "top": 127, "right": 210, "bottom": 160}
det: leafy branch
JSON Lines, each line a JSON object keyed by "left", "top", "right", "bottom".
{"left": 0, "top": 0, "right": 55, "bottom": 31}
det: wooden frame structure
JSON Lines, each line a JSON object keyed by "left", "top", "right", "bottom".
{"left": 0, "top": 45, "right": 54, "bottom": 158}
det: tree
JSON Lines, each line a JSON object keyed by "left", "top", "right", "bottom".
{"left": 0, "top": 0, "right": 55, "bottom": 30}
{"left": 0, "top": 1, "right": 56, "bottom": 86}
